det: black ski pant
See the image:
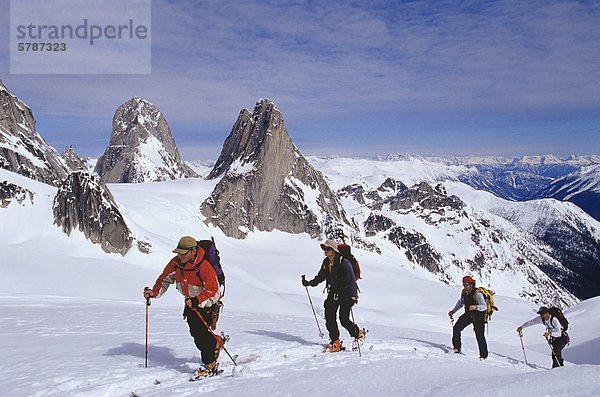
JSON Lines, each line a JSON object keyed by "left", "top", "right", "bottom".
{"left": 452, "top": 311, "right": 488, "bottom": 359}
{"left": 324, "top": 293, "right": 359, "bottom": 342}
{"left": 184, "top": 305, "right": 217, "bottom": 365}
{"left": 550, "top": 335, "right": 568, "bottom": 368}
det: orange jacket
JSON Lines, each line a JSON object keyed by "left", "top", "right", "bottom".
{"left": 151, "top": 247, "right": 221, "bottom": 308}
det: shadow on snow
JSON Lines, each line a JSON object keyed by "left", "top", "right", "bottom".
{"left": 105, "top": 342, "right": 197, "bottom": 373}
{"left": 245, "top": 329, "right": 324, "bottom": 346}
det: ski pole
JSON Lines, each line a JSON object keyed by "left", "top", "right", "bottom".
{"left": 145, "top": 292, "right": 151, "bottom": 368}
{"left": 190, "top": 306, "right": 237, "bottom": 366}
{"left": 518, "top": 330, "right": 528, "bottom": 365}
{"left": 303, "top": 279, "right": 324, "bottom": 339}
{"left": 350, "top": 308, "right": 362, "bottom": 358}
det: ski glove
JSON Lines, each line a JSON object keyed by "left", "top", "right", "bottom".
{"left": 301, "top": 275, "right": 311, "bottom": 287}
{"left": 188, "top": 297, "right": 200, "bottom": 308}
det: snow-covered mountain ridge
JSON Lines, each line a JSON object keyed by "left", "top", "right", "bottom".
{"left": 308, "top": 156, "right": 599, "bottom": 302}
{"left": 372, "top": 153, "right": 600, "bottom": 220}
{"left": 531, "top": 164, "right": 600, "bottom": 222}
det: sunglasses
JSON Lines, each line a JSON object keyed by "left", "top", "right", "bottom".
{"left": 463, "top": 283, "right": 472, "bottom": 287}
{"left": 322, "top": 247, "right": 333, "bottom": 252}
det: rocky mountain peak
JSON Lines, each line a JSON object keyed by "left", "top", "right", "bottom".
{"left": 53, "top": 171, "right": 133, "bottom": 255}
{"left": 94, "top": 97, "right": 197, "bottom": 183}
{"left": 201, "top": 99, "right": 353, "bottom": 239}
{"left": 0, "top": 81, "right": 69, "bottom": 186}
{"left": 61, "top": 145, "right": 85, "bottom": 171}
{"left": 207, "top": 99, "right": 285, "bottom": 180}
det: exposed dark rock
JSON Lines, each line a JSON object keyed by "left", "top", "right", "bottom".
{"left": 0, "top": 80, "right": 69, "bottom": 186}
{"left": 364, "top": 213, "right": 396, "bottom": 237}
{"left": 0, "top": 181, "right": 34, "bottom": 208}
{"left": 387, "top": 226, "right": 444, "bottom": 275}
{"left": 53, "top": 171, "right": 132, "bottom": 255}
{"left": 338, "top": 184, "right": 366, "bottom": 204}
{"left": 387, "top": 182, "right": 464, "bottom": 212}
{"left": 378, "top": 177, "right": 408, "bottom": 193}
{"left": 137, "top": 240, "right": 152, "bottom": 254}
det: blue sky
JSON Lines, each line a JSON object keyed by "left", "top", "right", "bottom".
{"left": 1, "top": 0, "right": 599, "bottom": 160}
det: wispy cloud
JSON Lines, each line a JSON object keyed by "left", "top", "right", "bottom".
{"left": 1, "top": 0, "right": 599, "bottom": 158}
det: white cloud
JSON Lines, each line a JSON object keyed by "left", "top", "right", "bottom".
{"left": 1, "top": 0, "right": 598, "bottom": 158}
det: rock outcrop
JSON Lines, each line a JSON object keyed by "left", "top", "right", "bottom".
{"left": 61, "top": 145, "right": 86, "bottom": 171}
{"left": 53, "top": 171, "right": 133, "bottom": 255}
{"left": 0, "top": 181, "right": 34, "bottom": 208}
{"left": 95, "top": 97, "right": 197, "bottom": 183}
{"left": 201, "top": 99, "right": 353, "bottom": 239}
{"left": 0, "top": 80, "right": 69, "bottom": 186}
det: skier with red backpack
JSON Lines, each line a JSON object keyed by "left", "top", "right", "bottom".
{"left": 517, "top": 306, "right": 570, "bottom": 368}
{"left": 143, "top": 236, "right": 225, "bottom": 379}
{"left": 302, "top": 239, "right": 365, "bottom": 352}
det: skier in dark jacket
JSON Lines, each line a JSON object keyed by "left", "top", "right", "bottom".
{"left": 302, "top": 240, "right": 365, "bottom": 352}
{"left": 448, "top": 275, "right": 488, "bottom": 359}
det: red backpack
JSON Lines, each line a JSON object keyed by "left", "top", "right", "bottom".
{"left": 338, "top": 243, "right": 361, "bottom": 281}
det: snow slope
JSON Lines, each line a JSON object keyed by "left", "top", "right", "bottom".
{"left": 2, "top": 294, "right": 600, "bottom": 396}
{"left": 1, "top": 167, "right": 600, "bottom": 396}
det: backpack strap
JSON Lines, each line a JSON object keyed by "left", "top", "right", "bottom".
{"left": 549, "top": 315, "right": 564, "bottom": 332}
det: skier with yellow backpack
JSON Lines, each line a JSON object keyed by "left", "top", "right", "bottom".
{"left": 447, "top": 275, "right": 497, "bottom": 360}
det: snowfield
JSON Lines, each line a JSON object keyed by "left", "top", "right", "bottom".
{"left": 1, "top": 163, "right": 600, "bottom": 396}
{"left": 2, "top": 294, "right": 600, "bottom": 397}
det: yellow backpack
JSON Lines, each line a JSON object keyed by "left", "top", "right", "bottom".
{"left": 476, "top": 287, "right": 498, "bottom": 323}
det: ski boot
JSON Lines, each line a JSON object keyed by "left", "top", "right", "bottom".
{"left": 326, "top": 339, "right": 343, "bottom": 353}
{"left": 191, "top": 361, "right": 219, "bottom": 381}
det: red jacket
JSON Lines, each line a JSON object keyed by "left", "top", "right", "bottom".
{"left": 151, "top": 247, "right": 221, "bottom": 308}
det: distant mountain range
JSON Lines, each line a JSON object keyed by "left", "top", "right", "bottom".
{"left": 531, "top": 164, "right": 600, "bottom": 222}
{"left": 374, "top": 153, "right": 600, "bottom": 223}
